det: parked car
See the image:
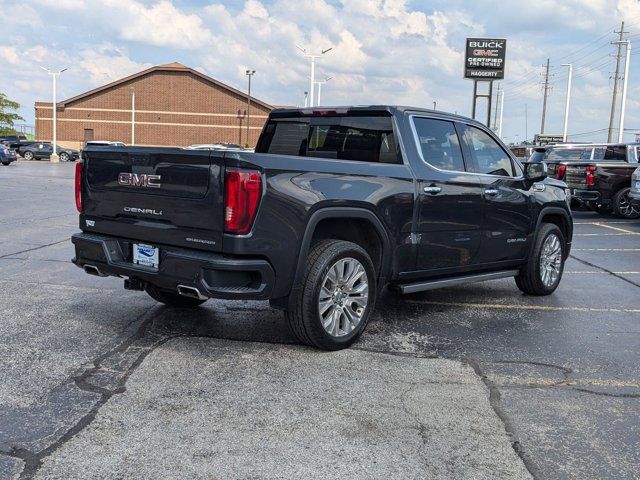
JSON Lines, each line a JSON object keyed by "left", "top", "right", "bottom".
{"left": 20, "top": 143, "right": 80, "bottom": 162}
{"left": 0, "top": 134, "right": 27, "bottom": 146}
{"left": 0, "top": 146, "right": 17, "bottom": 165}
{"left": 629, "top": 166, "right": 640, "bottom": 209}
{"left": 72, "top": 106, "right": 572, "bottom": 350}
{"left": 530, "top": 143, "right": 639, "bottom": 217}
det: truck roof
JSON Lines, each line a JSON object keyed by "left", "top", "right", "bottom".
{"left": 269, "top": 105, "right": 477, "bottom": 124}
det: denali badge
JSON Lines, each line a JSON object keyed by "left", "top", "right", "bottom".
{"left": 124, "top": 207, "right": 163, "bottom": 215}
{"left": 118, "top": 172, "right": 161, "bottom": 188}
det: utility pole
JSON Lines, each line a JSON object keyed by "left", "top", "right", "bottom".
{"left": 303, "top": 91, "right": 308, "bottom": 107}
{"left": 245, "top": 69, "right": 255, "bottom": 147}
{"left": 433, "top": 101, "right": 437, "bottom": 110}
{"left": 560, "top": 64, "right": 573, "bottom": 142}
{"left": 41, "top": 67, "right": 68, "bottom": 162}
{"left": 130, "top": 87, "right": 135, "bottom": 146}
{"left": 540, "top": 59, "right": 551, "bottom": 135}
{"left": 608, "top": 21, "right": 627, "bottom": 142}
{"left": 614, "top": 40, "right": 631, "bottom": 143}
{"left": 525, "top": 104, "right": 528, "bottom": 144}
{"left": 297, "top": 45, "right": 332, "bottom": 108}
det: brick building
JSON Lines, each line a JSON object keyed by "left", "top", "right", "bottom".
{"left": 35, "top": 62, "right": 273, "bottom": 149}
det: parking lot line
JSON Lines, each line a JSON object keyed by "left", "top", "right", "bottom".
{"left": 565, "top": 271, "right": 640, "bottom": 274}
{"left": 406, "top": 300, "right": 640, "bottom": 313}
{"left": 574, "top": 221, "right": 639, "bottom": 225}
{"left": 592, "top": 223, "right": 639, "bottom": 234}
{"left": 574, "top": 233, "right": 636, "bottom": 236}
{"left": 573, "top": 248, "right": 640, "bottom": 252}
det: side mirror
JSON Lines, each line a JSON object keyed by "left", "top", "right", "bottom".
{"left": 524, "top": 161, "right": 547, "bottom": 182}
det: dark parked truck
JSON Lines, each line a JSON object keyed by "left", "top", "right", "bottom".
{"left": 72, "top": 106, "right": 573, "bottom": 350}
{"left": 564, "top": 159, "right": 640, "bottom": 219}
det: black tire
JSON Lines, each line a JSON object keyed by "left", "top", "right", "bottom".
{"left": 285, "top": 239, "right": 376, "bottom": 350}
{"left": 586, "top": 201, "right": 611, "bottom": 214}
{"left": 612, "top": 187, "right": 640, "bottom": 219}
{"left": 23, "top": 151, "right": 34, "bottom": 161}
{"left": 1, "top": 162, "right": 9, "bottom": 166}
{"left": 145, "top": 284, "right": 207, "bottom": 308}
{"left": 515, "top": 223, "right": 566, "bottom": 296}
{"left": 59, "top": 152, "right": 69, "bottom": 162}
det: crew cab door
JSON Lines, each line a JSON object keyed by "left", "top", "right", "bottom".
{"left": 409, "top": 116, "right": 485, "bottom": 273}
{"left": 458, "top": 123, "right": 532, "bottom": 263}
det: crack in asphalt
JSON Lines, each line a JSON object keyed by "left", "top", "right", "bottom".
{"left": 0, "top": 240, "right": 69, "bottom": 260}
{"left": 570, "top": 254, "right": 640, "bottom": 289}
{"left": 6, "top": 306, "right": 166, "bottom": 480}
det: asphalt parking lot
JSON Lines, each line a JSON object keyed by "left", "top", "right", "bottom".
{"left": 1, "top": 161, "right": 638, "bottom": 479}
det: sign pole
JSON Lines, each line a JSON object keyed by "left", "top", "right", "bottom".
{"left": 471, "top": 80, "right": 478, "bottom": 120}
{"left": 486, "top": 81, "right": 493, "bottom": 127}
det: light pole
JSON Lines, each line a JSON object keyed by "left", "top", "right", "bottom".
{"left": 303, "top": 91, "right": 309, "bottom": 107}
{"left": 433, "top": 101, "right": 437, "bottom": 110}
{"left": 130, "top": 87, "right": 135, "bottom": 146}
{"left": 560, "top": 63, "right": 573, "bottom": 142}
{"left": 297, "top": 45, "right": 332, "bottom": 107}
{"left": 613, "top": 41, "right": 631, "bottom": 143}
{"left": 41, "top": 66, "right": 67, "bottom": 163}
{"left": 245, "top": 70, "right": 255, "bottom": 147}
{"left": 315, "top": 76, "right": 332, "bottom": 106}
{"left": 497, "top": 86, "right": 504, "bottom": 139}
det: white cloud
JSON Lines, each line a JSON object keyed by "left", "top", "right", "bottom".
{"left": 101, "top": 0, "right": 215, "bottom": 49}
{"left": 79, "top": 45, "right": 153, "bottom": 85}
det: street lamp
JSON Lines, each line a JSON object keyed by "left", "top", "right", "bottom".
{"left": 314, "top": 76, "right": 332, "bottom": 106}
{"left": 296, "top": 45, "right": 332, "bottom": 107}
{"left": 560, "top": 63, "right": 573, "bottom": 142}
{"left": 245, "top": 70, "right": 256, "bottom": 147}
{"left": 613, "top": 41, "right": 631, "bottom": 143}
{"left": 41, "top": 66, "right": 68, "bottom": 163}
{"left": 303, "top": 91, "right": 309, "bottom": 107}
{"left": 130, "top": 87, "right": 135, "bottom": 145}
{"left": 433, "top": 101, "right": 437, "bottom": 110}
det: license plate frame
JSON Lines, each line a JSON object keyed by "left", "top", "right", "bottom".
{"left": 133, "top": 243, "right": 159, "bottom": 268}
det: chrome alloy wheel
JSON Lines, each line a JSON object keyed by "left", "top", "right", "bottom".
{"left": 618, "top": 191, "right": 640, "bottom": 218}
{"left": 318, "top": 257, "right": 369, "bottom": 337}
{"left": 539, "top": 233, "right": 563, "bottom": 287}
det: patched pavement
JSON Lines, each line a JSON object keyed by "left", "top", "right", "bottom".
{"left": 1, "top": 161, "right": 639, "bottom": 479}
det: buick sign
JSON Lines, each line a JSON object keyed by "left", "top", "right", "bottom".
{"left": 465, "top": 38, "right": 507, "bottom": 79}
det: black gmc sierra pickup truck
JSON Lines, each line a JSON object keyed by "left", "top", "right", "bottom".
{"left": 72, "top": 106, "right": 573, "bottom": 350}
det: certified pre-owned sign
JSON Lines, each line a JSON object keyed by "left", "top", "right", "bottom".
{"left": 465, "top": 38, "right": 506, "bottom": 79}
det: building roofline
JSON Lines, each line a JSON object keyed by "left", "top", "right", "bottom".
{"left": 57, "top": 63, "right": 274, "bottom": 110}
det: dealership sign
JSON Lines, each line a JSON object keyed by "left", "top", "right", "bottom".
{"left": 465, "top": 38, "right": 507, "bottom": 79}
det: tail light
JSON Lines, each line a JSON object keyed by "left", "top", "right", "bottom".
{"left": 2, "top": 149, "right": 8, "bottom": 155}
{"left": 74, "top": 161, "right": 83, "bottom": 213}
{"left": 224, "top": 168, "right": 262, "bottom": 234}
{"left": 556, "top": 165, "right": 566, "bottom": 180}
{"left": 585, "top": 166, "right": 597, "bottom": 186}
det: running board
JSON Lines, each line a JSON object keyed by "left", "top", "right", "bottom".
{"left": 393, "top": 270, "right": 520, "bottom": 295}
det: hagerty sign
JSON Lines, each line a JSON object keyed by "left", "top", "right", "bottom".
{"left": 465, "top": 38, "right": 507, "bottom": 79}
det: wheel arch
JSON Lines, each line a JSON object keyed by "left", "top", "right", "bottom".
{"left": 292, "top": 207, "right": 392, "bottom": 294}
{"left": 536, "top": 207, "right": 573, "bottom": 258}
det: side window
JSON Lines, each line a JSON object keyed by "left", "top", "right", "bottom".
{"left": 412, "top": 117, "right": 465, "bottom": 172}
{"left": 460, "top": 125, "right": 515, "bottom": 177}
{"left": 604, "top": 146, "right": 626, "bottom": 160}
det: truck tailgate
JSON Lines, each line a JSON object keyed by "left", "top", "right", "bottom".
{"left": 81, "top": 147, "right": 224, "bottom": 252}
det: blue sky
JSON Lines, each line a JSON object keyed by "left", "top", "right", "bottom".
{"left": 1, "top": 0, "right": 640, "bottom": 143}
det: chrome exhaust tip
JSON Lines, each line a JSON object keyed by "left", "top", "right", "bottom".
{"left": 177, "top": 285, "right": 207, "bottom": 300}
{"left": 83, "top": 264, "right": 107, "bottom": 277}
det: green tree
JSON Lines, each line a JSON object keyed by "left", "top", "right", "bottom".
{"left": 0, "top": 92, "right": 24, "bottom": 135}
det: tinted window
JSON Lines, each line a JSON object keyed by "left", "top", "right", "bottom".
{"left": 545, "top": 147, "right": 592, "bottom": 161}
{"left": 604, "top": 146, "right": 626, "bottom": 160}
{"left": 460, "top": 125, "right": 514, "bottom": 176}
{"left": 412, "top": 118, "right": 465, "bottom": 172}
{"left": 256, "top": 115, "right": 401, "bottom": 164}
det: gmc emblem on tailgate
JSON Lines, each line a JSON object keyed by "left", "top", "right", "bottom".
{"left": 118, "top": 172, "right": 161, "bottom": 188}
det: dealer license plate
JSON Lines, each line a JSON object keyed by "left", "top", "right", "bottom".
{"left": 133, "top": 243, "right": 159, "bottom": 268}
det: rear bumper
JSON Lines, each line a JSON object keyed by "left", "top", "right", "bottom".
{"left": 72, "top": 232, "right": 275, "bottom": 300}
{"left": 1, "top": 156, "right": 16, "bottom": 163}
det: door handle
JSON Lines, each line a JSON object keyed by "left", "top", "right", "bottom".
{"left": 423, "top": 186, "right": 442, "bottom": 194}
{"left": 484, "top": 188, "right": 499, "bottom": 196}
